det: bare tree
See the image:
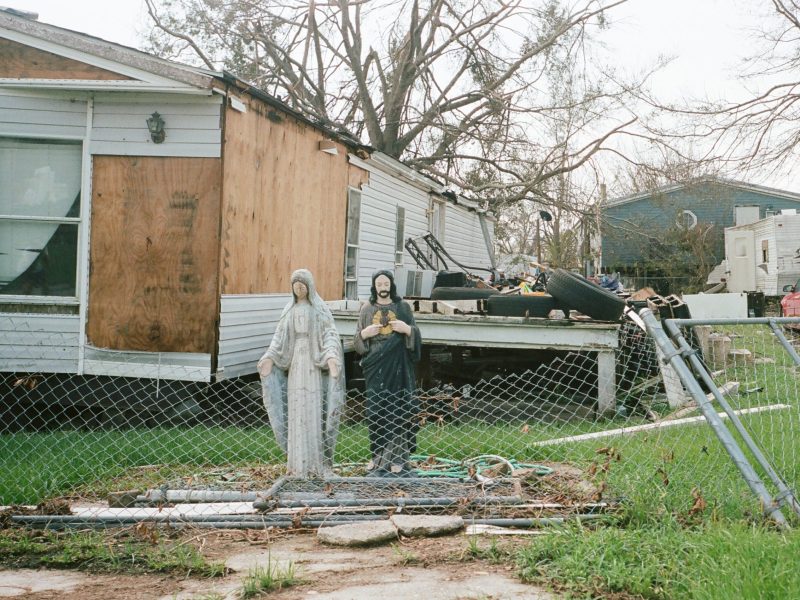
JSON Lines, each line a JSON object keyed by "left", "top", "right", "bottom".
{"left": 634, "top": 1, "right": 800, "bottom": 179}
{"left": 144, "top": 0, "right": 648, "bottom": 203}
{"left": 493, "top": 14, "right": 616, "bottom": 269}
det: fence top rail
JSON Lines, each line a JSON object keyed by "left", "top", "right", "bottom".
{"left": 665, "top": 317, "right": 800, "bottom": 327}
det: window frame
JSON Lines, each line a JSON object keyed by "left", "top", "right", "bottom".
{"left": 394, "top": 205, "right": 405, "bottom": 268}
{"left": 429, "top": 198, "right": 446, "bottom": 268}
{"left": 0, "top": 136, "right": 83, "bottom": 305}
{"left": 344, "top": 187, "right": 362, "bottom": 300}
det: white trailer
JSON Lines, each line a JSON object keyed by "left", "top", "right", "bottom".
{"left": 724, "top": 213, "right": 800, "bottom": 295}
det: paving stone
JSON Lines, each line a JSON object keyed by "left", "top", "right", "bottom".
{"left": 390, "top": 514, "right": 464, "bottom": 537}
{"left": 317, "top": 520, "right": 397, "bottom": 546}
{"left": 0, "top": 569, "right": 87, "bottom": 597}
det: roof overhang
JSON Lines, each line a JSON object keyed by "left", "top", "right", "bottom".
{"left": 605, "top": 177, "right": 800, "bottom": 209}
{"left": 0, "top": 9, "right": 216, "bottom": 94}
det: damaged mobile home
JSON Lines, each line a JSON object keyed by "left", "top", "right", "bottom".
{"left": 0, "top": 9, "right": 495, "bottom": 386}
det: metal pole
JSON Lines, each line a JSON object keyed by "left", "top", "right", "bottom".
{"left": 639, "top": 309, "right": 789, "bottom": 527}
{"left": 13, "top": 513, "right": 609, "bottom": 530}
{"left": 668, "top": 316, "right": 800, "bottom": 329}
{"left": 663, "top": 318, "right": 800, "bottom": 518}
{"left": 254, "top": 495, "right": 529, "bottom": 510}
{"left": 767, "top": 319, "right": 800, "bottom": 366}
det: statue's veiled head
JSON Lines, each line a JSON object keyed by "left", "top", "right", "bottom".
{"left": 290, "top": 268, "right": 316, "bottom": 303}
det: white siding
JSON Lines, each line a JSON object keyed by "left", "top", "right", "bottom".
{"left": 0, "top": 313, "right": 80, "bottom": 373}
{"left": 443, "top": 204, "right": 494, "bottom": 273}
{"left": 727, "top": 214, "right": 800, "bottom": 294}
{"left": 83, "top": 346, "right": 211, "bottom": 381}
{"left": 752, "top": 218, "right": 776, "bottom": 294}
{"left": 217, "top": 294, "right": 291, "bottom": 379}
{"left": 350, "top": 154, "right": 495, "bottom": 299}
{"left": 91, "top": 95, "right": 222, "bottom": 157}
{"left": 0, "top": 91, "right": 223, "bottom": 156}
{"left": 775, "top": 215, "right": 800, "bottom": 291}
{"left": 0, "top": 91, "right": 87, "bottom": 138}
{"left": 354, "top": 162, "right": 430, "bottom": 299}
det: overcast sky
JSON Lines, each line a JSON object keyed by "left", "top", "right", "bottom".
{"left": 5, "top": 0, "right": 761, "bottom": 100}
{"left": 5, "top": 0, "right": 792, "bottom": 187}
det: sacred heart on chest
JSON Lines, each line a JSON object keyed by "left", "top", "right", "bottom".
{"left": 372, "top": 309, "right": 397, "bottom": 336}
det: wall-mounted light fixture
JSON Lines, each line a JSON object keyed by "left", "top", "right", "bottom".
{"left": 146, "top": 111, "right": 166, "bottom": 144}
{"left": 319, "top": 140, "right": 338, "bottom": 155}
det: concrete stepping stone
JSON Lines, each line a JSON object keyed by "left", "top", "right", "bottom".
{"left": 317, "top": 520, "right": 397, "bottom": 546}
{"left": 390, "top": 514, "right": 464, "bottom": 537}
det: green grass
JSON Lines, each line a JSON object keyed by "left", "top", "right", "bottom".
{"left": 0, "top": 420, "right": 616, "bottom": 504}
{"left": 461, "top": 536, "right": 513, "bottom": 564}
{"left": 516, "top": 520, "right": 800, "bottom": 599}
{"left": 0, "top": 426, "right": 285, "bottom": 504}
{"left": 240, "top": 557, "right": 298, "bottom": 598}
{"left": 0, "top": 527, "right": 227, "bottom": 576}
{"left": 2, "top": 409, "right": 797, "bottom": 523}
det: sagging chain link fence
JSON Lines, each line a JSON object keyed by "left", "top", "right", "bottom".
{"left": 1, "top": 315, "right": 799, "bottom": 527}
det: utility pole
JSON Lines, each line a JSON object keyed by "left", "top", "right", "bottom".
{"left": 595, "top": 183, "right": 606, "bottom": 275}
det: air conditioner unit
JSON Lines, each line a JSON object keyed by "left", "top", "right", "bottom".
{"left": 394, "top": 268, "right": 437, "bottom": 298}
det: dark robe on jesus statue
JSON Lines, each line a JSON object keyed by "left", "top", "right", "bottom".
{"left": 354, "top": 271, "right": 422, "bottom": 476}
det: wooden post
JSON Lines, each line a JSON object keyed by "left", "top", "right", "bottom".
{"left": 654, "top": 343, "right": 691, "bottom": 408}
{"left": 419, "top": 346, "right": 433, "bottom": 388}
{"left": 597, "top": 350, "right": 616, "bottom": 416}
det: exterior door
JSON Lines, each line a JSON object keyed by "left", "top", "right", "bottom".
{"left": 726, "top": 230, "right": 755, "bottom": 292}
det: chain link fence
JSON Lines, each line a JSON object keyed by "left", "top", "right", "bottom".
{"left": 2, "top": 315, "right": 799, "bottom": 528}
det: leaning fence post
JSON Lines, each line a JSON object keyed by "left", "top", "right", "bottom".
{"left": 639, "top": 309, "right": 789, "bottom": 527}
{"left": 664, "top": 317, "right": 800, "bottom": 520}
{"left": 767, "top": 319, "right": 800, "bottom": 366}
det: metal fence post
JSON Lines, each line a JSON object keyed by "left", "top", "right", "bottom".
{"left": 767, "top": 319, "right": 800, "bottom": 366}
{"left": 663, "top": 317, "right": 800, "bottom": 519}
{"left": 639, "top": 309, "right": 789, "bottom": 527}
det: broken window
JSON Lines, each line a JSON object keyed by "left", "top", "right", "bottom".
{"left": 344, "top": 188, "right": 361, "bottom": 300}
{"left": 429, "top": 199, "right": 446, "bottom": 268}
{"left": 394, "top": 205, "right": 405, "bottom": 267}
{"left": 0, "top": 138, "right": 81, "bottom": 298}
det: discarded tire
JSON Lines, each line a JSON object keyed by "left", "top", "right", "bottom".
{"left": 430, "top": 286, "right": 500, "bottom": 300}
{"left": 486, "top": 294, "right": 557, "bottom": 318}
{"left": 547, "top": 269, "right": 625, "bottom": 321}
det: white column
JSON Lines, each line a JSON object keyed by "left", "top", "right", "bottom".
{"left": 597, "top": 349, "right": 616, "bottom": 416}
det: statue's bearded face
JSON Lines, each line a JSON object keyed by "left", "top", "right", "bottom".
{"left": 374, "top": 275, "right": 392, "bottom": 299}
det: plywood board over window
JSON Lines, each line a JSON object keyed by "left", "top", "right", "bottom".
{"left": 88, "top": 156, "right": 221, "bottom": 353}
{"left": 219, "top": 95, "right": 367, "bottom": 299}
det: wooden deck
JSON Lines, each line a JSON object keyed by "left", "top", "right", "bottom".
{"left": 330, "top": 303, "right": 620, "bottom": 415}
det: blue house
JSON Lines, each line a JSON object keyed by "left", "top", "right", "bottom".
{"left": 601, "top": 177, "right": 800, "bottom": 292}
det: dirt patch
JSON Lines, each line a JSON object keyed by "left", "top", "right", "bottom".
{"left": 0, "top": 528, "right": 555, "bottom": 600}
{"left": 0, "top": 571, "right": 189, "bottom": 600}
{"left": 223, "top": 531, "right": 552, "bottom": 600}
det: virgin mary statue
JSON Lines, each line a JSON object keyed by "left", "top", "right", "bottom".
{"left": 257, "top": 269, "right": 345, "bottom": 477}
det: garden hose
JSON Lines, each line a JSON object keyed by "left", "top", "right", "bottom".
{"left": 410, "top": 454, "right": 553, "bottom": 478}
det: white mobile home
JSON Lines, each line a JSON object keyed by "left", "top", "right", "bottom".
{"left": 724, "top": 213, "right": 800, "bottom": 295}
{"left": 346, "top": 152, "right": 495, "bottom": 300}
{"left": 0, "top": 9, "right": 495, "bottom": 386}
